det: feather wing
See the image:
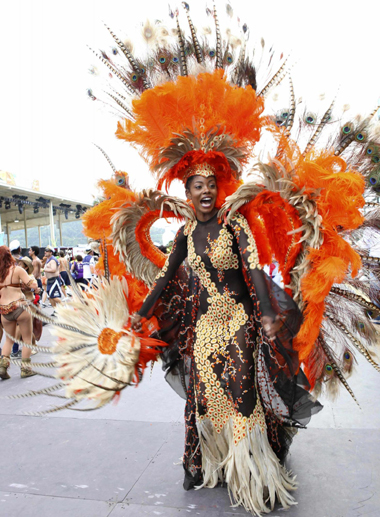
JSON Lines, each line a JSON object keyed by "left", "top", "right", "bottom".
{"left": 111, "top": 189, "right": 195, "bottom": 287}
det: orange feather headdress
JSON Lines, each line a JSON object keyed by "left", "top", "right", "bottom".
{"left": 116, "top": 70, "right": 266, "bottom": 202}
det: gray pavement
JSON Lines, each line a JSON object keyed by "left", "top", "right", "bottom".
{"left": 1, "top": 319, "right": 380, "bottom": 517}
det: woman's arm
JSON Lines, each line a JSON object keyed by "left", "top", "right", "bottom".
{"left": 16, "top": 266, "right": 38, "bottom": 290}
{"left": 229, "top": 214, "right": 282, "bottom": 337}
{"left": 134, "top": 226, "right": 188, "bottom": 324}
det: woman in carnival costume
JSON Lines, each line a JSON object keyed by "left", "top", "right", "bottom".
{"left": 11, "top": 3, "right": 380, "bottom": 515}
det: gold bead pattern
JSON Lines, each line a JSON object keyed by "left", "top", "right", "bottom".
{"left": 186, "top": 220, "right": 265, "bottom": 445}
{"left": 183, "top": 163, "right": 216, "bottom": 182}
{"left": 233, "top": 401, "right": 266, "bottom": 444}
{"left": 205, "top": 226, "right": 239, "bottom": 271}
{"left": 199, "top": 103, "right": 206, "bottom": 151}
{"left": 231, "top": 214, "right": 261, "bottom": 270}
{"left": 157, "top": 254, "right": 170, "bottom": 279}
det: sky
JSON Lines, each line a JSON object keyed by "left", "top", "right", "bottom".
{"left": 0, "top": 0, "right": 379, "bottom": 206}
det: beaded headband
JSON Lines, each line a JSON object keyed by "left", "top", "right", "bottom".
{"left": 183, "top": 163, "right": 216, "bottom": 184}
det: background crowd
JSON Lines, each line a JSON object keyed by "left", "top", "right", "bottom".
{"left": 0, "top": 240, "right": 99, "bottom": 380}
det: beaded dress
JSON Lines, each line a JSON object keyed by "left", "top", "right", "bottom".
{"left": 138, "top": 212, "right": 322, "bottom": 514}
{"left": 8, "top": 6, "right": 380, "bottom": 515}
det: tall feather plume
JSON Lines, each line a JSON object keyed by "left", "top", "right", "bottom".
{"left": 325, "top": 292, "right": 379, "bottom": 356}
{"left": 326, "top": 314, "right": 380, "bottom": 372}
{"left": 319, "top": 335, "right": 360, "bottom": 407}
{"left": 105, "top": 92, "right": 135, "bottom": 119}
{"left": 88, "top": 47, "right": 138, "bottom": 96}
{"left": 182, "top": 2, "right": 203, "bottom": 64}
{"left": 303, "top": 95, "right": 336, "bottom": 155}
{"left": 104, "top": 24, "right": 151, "bottom": 90}
{"left": 93, "top": 144, "right": 116, "bottom": 173}
{"left": 258, "top": 58, "right": 288, "bottom": 97}
{"left": 359, "top": 255, "right": 380, "bottom": 286}
{"left": 334, "top": 105, "right": 379, "bottom": 156}
{"left": 330, "top": 286, "right": 380, "bottom": 316}
{"left": 284, "top": 76, "right": 296, "bottom": 136}
{"left": 213, "top": 2, "right": 223, "bottom": 69}
{"left": 103, "top": 232, "right": 110, "bottom": 282}
{"left": 232, "top": 39, "right": 246, "bottom": 86}
{"left": 175, "top": 13, "right": 188, "bottom": 76}
{"left": 233, "top": 59, "right": 257, "bottom": 90}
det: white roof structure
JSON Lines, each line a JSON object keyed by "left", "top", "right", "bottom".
{"left": 0, "top": 181, "right": 92, "bottom": 247}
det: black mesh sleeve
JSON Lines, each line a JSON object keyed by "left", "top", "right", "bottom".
{"left": 138, "top": 226, "right": 188, "bottom": 318}
{"left": 229, "top": 213, "right": 277, "bottom": 320}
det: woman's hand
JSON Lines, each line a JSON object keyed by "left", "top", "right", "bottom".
{"left": 130, "top": 313, "right": 142, "bottom": 332}
{"left": 262, "top": 315, "right": 283, "bottom": 341}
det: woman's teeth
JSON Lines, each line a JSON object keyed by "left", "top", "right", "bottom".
{"left": 201, "top": 197, "right": 212, "bottom": 207}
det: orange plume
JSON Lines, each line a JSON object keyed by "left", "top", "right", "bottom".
{"left": 116, "top": 70, "right": 266, "bottom": 182}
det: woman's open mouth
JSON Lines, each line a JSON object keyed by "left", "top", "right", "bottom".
{"left": 200, "top": 197, "right": 213, "bottom": 208}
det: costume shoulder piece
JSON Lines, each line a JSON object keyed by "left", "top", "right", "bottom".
{"left": 221, "top": 111, "right": 380, "bottom": 404}
{"left": 8, "top": 3, "right": 380, "bottom": 410}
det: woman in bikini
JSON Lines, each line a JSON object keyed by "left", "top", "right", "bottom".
{"left": 0, "top": 246, "right": 38, "bottom": 380}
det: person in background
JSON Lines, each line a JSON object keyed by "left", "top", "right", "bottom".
{"left": 18, "top": 256, "right": 42, "bottom": 352}
{"left": 29, "top": 246, "right": 42, "bottom": 292}
{"left": 71, "top": 255, "right": 88, "bottom": 289}
{"left": 58, "top": 250, "right": 70, "bottom": 296}
{"left": 43, "top": 246, "right": 62, "bottom": 311}
{"left": 91, "top": 252, "right": 99, "bottom": 287}
{"left": 9, "top": 240, "right": 23, "bottom": 357}
{"left": 18, "top": 257, "right": 38, "bottom": 303}
{"left": 9, "top": 240, "right": 22, "bottom": 264}
{"left": 82, "top": 246, "right": 95, "bottom": 285}
{"left": 0, "top": 321, "right": 3, "bottom": 355}
{"left": 0, "top": 246, "right": 38, "bottom": 380}
{"left": 166, "top": 240, "right": 174, "bottom": 253}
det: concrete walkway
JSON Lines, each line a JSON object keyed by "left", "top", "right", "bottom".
{"left": 0, "top": 320, "right": 379, "bottom": 517}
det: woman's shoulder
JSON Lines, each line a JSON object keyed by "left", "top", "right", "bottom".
{"left": 175, "top": 224, "right": 188, "bottom": 239}
{"left": 225, "top": 211, "right": 250, "bottom": 230}
{"left": 14, "top": 265, "right": 28, "bottom": 282}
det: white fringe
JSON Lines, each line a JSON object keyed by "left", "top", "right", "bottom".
{"left": 196, "top": 418, "right": 297, "bottom": 516}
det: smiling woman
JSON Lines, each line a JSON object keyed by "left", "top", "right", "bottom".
{"left": 185, "top": 175, "right": 218, "bottom": 222}
{"left": 119, "top": 53, "right": 327, "bottom": 512}
{"left": 132, "top": 157, "right": 322, "bottom": 512}
{"left": 6, "top": 2, "right": 380, "bottom": 515}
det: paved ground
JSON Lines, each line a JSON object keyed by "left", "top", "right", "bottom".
{"left": 0, "top": 314, "right": 379, "bottom": 517}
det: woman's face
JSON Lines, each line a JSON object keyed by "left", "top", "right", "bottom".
{"left": 186, "top": 175, "right": 218, "bottom": 220}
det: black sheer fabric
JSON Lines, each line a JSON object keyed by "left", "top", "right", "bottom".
{"left": 138, "top": 212, "right": 322, "bottom": 487}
